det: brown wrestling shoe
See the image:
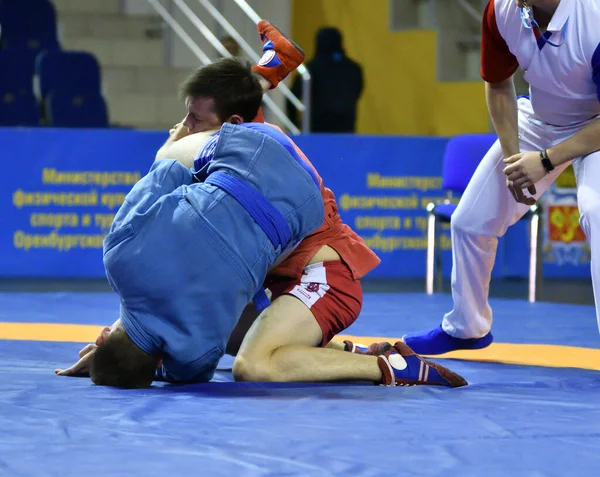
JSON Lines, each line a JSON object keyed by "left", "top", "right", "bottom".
{"left": 251, "top": 20, "right": 305, "bottom": 89}
{"left": 377, "top": 341, "right": 468, "bottom": 388}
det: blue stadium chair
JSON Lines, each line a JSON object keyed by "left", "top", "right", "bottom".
{"left": 35, "top": 50, "right": 103, "bottom": 98}
{"left": 0, "top": 0, "right": 60, "bottom": 53}
{"left": 36, "top": 51, "right": 109, "bottom": 127}
{"left": 0, "top": 49, "right": 35, "bottom": 92}
{"left": 425, "top": 134, "right": 542, "bottom": 302}
{"left": 0, "top": 90, "right": 39, "bottom": 126}
{"left": 46, "top": 90, "right": 109, "bottom": 128}
{"left": 0, "top": 49, "right": 39, "bottom": 125}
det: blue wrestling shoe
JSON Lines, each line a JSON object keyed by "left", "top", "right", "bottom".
{"left": 403, "top": 325, "right": 493, "bottom": 355}
{"left": 377, "top": 342, "right": 468, "bottom": 388}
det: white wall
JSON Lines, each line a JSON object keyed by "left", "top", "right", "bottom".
{"left": 121, "top": 0, "right": 293, "bottom": 126}
{"left": 122, "top": 0, "right": 156, "bottom": 14}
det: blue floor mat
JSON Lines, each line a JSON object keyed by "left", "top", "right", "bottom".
{"left": 1, "top": 292, "right": 599, "bottom": 476}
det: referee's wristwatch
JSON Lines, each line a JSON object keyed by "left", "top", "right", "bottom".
{"left": 540, "top": 149, "right": 555, "bottom": 173}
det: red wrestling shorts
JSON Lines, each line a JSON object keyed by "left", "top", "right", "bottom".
{"left": 266, "top": 260, "right": 363, "bottom": 346}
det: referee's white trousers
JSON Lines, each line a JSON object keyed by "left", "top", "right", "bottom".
{"left": 443, "top": 98, "right": 600, "bottom": 338}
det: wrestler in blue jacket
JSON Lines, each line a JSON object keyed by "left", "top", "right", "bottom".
{"left": 93, "top": 122, "right": 324, "bottom": 387}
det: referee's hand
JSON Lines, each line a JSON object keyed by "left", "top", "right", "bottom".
{"left": 503, "top": 151, "right": 542, "bottom": 205}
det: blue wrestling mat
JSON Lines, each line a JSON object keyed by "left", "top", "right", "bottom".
{"left": 1, "top": 292, "right": 599, "bottom": 476}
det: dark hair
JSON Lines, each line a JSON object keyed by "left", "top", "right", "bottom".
{"left": 90, "top": 328, "right": 157, "bottom": 389}
{"left": 180, "top": 57, "right": 263, "bottom": 122}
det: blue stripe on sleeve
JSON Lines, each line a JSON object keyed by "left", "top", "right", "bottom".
{"left": 592, "top": 42, "right": 600, "bottom": 103}
{"left": 192, "top": 132, "right": 220, "bottom": 172}
{"left": 239, "top": 123, "right": 320, "bottom": 187}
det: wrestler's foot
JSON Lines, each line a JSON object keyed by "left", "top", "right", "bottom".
{"left": 377, "top": 341, "right": 468, "bottom": 388}
{"left": 344, "top": 340, "right": 392, "bottom": 355}
{"left": 403, "top": 325, "right": 493, "bottom": 355}
{"left": 251, "top": 20, "right": 305, "bottom": 89}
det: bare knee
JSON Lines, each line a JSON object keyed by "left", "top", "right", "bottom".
{"left": 232, "top": 354, "right": 272, "bottom": 382}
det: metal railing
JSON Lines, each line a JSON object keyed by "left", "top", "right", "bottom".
{"left": 146, "top": 0, "right": 311, "bottom": 134}
{"left": 455, "top": 0, "right": 483, "bottom": 24}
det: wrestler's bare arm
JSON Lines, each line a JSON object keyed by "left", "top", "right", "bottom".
{"left": 55, "top": 319, "right": 122, "bottom": 377}
{"left": 155, "top": 128, "right": 219, "bottom": 168}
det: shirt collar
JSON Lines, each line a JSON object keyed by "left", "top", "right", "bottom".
{"left": 546, "top": 0, "right": 572, "bottom": 32}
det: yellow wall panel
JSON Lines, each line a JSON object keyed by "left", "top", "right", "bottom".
{"left": 291, "top": 0, "right": 489, "bottom": 135}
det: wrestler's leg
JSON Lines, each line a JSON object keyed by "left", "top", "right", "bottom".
{"left": 252, "top": 20, "right": 305, "bottom": 90}
{"left": 232, "top": 295, "right": 465, "bottom": 387}
{"left": 232, "top": 262, "right": 467, "bottom": 386}
{"left": 226, "top": 303, "right": 260, "bottom": 356}
{"left": 324, "top": 340, "right": 346, "bottom": 351}
{"left": 226, "top": 247, "right": 350, "bottom": 356}
{"left": 232, "top": 293, "right": 383, "bottom": 383}
{"left": 226, "top": 300, "right": 349, "bottom": 356}
{"left": 227, "top": 311, "right": 360, "bottom": 355}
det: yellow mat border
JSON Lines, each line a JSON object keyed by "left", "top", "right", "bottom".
{"left": 1, "top": 323, "right": 599, "bottom": 371}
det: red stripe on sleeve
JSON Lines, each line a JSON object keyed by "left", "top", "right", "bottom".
{"left": 480, "top": 0, "right": 519, "bottom": 83}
